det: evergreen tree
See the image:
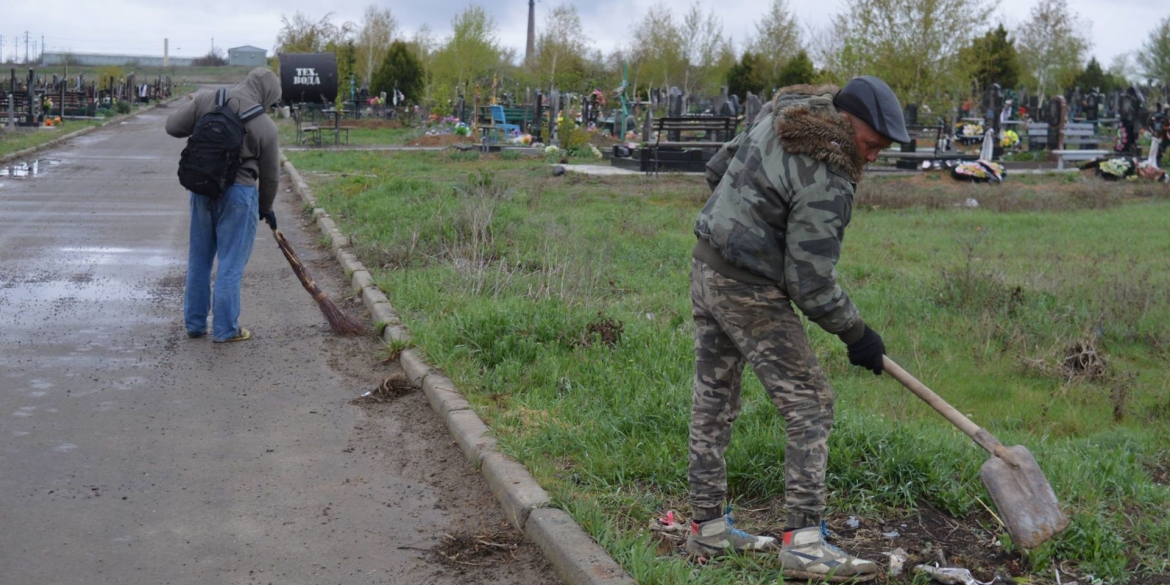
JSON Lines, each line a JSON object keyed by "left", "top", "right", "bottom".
{"left": 774, "top": 51, "right": 816, "bottom": 89}
{"left": 959, "top": 25, "right": 1022, "bottom": 90}
{"left": 1073, "top": 57, "right": 1117, "bottom": 92}
{"left": 727, "top": 52, "right": 767, "bottom": 99}
{"left": 371, "top": 41, "right": 424, "bottom": 103}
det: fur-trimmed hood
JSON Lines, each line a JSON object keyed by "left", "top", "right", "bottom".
{"left": 771, "top": 84, "right": 865, "bottom": 182}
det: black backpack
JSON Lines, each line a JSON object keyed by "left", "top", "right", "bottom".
{"left": 177, "top": 88, "right": 265, "bottom": 198}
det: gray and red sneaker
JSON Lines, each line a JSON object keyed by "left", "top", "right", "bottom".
{"left": 684, "top": 514, "right": 777, "bottom": 559}
{"left": 779, "top": 525, "right": 878, "bottom": 582}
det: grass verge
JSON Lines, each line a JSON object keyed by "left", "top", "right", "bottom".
{"left": 288, "top": 149, "right": 1170, "bottom": 584}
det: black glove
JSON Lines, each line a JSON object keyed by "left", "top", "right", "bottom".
{"left": 846, "top": 325, "right": 886, "bottom": 376}
{"left": 261, "top": 211, "right": 277, "bottom": 230}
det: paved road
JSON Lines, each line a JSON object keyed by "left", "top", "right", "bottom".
{"left": 0, "top": 107, "right": 557, "bottom": 584}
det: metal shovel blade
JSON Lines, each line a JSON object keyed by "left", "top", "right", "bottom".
{"left": 979, "top": 445, "right": 1070, "bottom": 549}
{"left": 883, "top": 357, "right": 1071, "bottom": 549}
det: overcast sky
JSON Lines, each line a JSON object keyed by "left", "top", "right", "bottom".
{"left": 5, "top": 0, "right": 1167, "bottom": 73}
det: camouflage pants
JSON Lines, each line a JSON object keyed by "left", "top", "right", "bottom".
{"left": 689, "top": 258, "right": 835, "bottom": 529}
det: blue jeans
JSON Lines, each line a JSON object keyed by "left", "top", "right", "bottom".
{"left": 184, "top": 184, "right": 259, "bottom": 341}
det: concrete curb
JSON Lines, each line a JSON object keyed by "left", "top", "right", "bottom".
{"left": 1, "top": 97, "right": 182, "bottom": 165}
{"left": 278, "top": 152, "right": 636, "bottom": 585}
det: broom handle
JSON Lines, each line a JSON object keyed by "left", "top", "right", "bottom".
{"left": 882, "top": 356, "right": 1018, "bottom": 465}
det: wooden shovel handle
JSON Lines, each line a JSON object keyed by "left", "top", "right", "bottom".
{"left": 882, "top": 356, "right": 1018, "bottom": 465}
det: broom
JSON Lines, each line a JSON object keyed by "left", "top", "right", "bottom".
{"left": 270, "top": 227, "right": 367, "bottom": 336}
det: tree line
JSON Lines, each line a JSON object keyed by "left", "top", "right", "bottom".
{"left": 272, "top": 1, "right": 1170, "bottom": 115}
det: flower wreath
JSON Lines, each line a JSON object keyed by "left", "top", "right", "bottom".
{"left": 951, "top": 160, "right": 1006, "bottom": 183}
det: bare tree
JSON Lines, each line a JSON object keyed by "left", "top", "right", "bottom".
{"left": 274, "top": 11, "right": 353, "bottom": 54}
{"left": 1015, "top": 0, "right": 1091, "bottom": 101}
{"left": 534, "top": 5, "right": 589, "bottom": 90}
{"left": 628, "top": 3, "right": 685, "bottom": 93}
{"left": 824, "top": 0, "right": 997, "bottom": 109}
{"left": 748, "top": 0, "right": 802, "bottom": 83}
{"left": 355, "top": 5, "right": 397, "bottom": 88}
{"left": 681, "top": 3, "right": 728, "bottom": 96}
{"left": 1136, "top": 16, "right": 1170, "bottom": 85}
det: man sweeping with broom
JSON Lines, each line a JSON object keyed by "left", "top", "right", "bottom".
{"left": 166, "top": 68, "right": 282, "bottom": 343}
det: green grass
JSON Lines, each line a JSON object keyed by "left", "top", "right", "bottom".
{"left": 288, "top": 150, "right": 1170, "bottom": 583}
{"left": 0, "top": 120, "right": 104, "bottom": 159}
{"left": 275, "top": 117, "right": 421, "bottom": 147}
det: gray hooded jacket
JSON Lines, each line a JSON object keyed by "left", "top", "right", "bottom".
{"left": 166, "top": 67, "right": 282, "bottom": 214}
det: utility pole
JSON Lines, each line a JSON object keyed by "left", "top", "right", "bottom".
{"left": 24, "top": 30, "right": 29, "bottom": 64}
{"left": 1, "top": 35, "right": 4, "bottom": 63}
{"left": 41, "top": 34, "right": 44, "bottom": 64}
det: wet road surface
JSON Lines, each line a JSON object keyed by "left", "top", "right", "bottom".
{"left": 0, "top": 108, "right": 558, "bottom": 584}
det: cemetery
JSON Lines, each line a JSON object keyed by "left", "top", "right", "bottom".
{"left": 4, "top": 2, "right": 1170, "bottom": 584}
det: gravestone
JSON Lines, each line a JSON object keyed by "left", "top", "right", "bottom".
{"left": 1085, "top": 90, "right": 1101, "bottom": 122}
{"left": 1118, "top": 86, "right": 1146, "bottom": 156}
{"left": 744, "top": 92, "right": 762, "bottom": 126}
{"left": 729, "top": 94, "right": 740, "bottom": 117}
{"left": 668, "top": 87, "right": 683, "bottom": 117}
{"left": 642, "top": 109, "right": 653, "bottom": 142}
{"left": 712, "top": 86, "right": 728, "bottom": 119}
{"left": 903, "top": 103, "right": 919, "bottom": 126}
{"left": 668, "top": 87, "right": 684, "bottom": 141}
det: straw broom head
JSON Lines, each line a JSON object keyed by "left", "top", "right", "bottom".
{"left": 271, "top": 229, "right": 367, "bottom": 336}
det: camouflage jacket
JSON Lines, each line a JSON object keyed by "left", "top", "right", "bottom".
{"left": 694, "top": 84, "right": 866, "bottom": 337}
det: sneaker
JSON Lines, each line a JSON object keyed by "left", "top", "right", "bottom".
{"left": 684, "top": 514, "right": 777, "bottom": 559}
{"left": 214, "top": 327, "right": 252, "bottom": 343}
{"left": 779, "top": 525, "right": 877, "bottom": 582}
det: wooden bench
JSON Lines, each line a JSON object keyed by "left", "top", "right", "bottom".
{"left": 1052, "top": 149, "right": 1109, "bottom": 169}
{"left": 1027, "top": 121, "right": 1105, "bottom": 151}
{"left": 299, "top": 125, "right": 321, "bottom": 146}
{"left": 649, "top": 116, "right": 737, "bottom": 175}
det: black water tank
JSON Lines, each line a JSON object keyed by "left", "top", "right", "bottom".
{"left": 278, "top": 53, "right": 338, "bottom": 105}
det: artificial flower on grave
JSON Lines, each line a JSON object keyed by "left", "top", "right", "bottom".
{"left": 545, "top": 145, "right": 561, "bottom": 156}
{"left": 952, "top": 160, "right": 1006, "bottom": 183}
{"left": 958, "top": 123, "right": 984, "bottom": 139}
{"left": 589, "top": 144, "right": 603, "bottom": 159}
{"left": 590, "top": 89, "right": 607, "bottom": 106}
{"left": 1000, "top": 129, "right": 1020, "bottom": 149}
{"left": 1137, "top": 163, "right": 1168, "bottom": 182}
{"left": 1098, "top": 157, "right": 1132, "bottom": 179}
{"left": 1113, "top": 127, "right": 1129, "bottom": 152}
{"left": 625, "top": 130, "right": 638, "bottom": 142}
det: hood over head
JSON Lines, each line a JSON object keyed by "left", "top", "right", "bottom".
{"left": 235, "top": 68, "right": 282, "bottom": 110}
{"left": 772, "top": 84, "right": 866, "bottom": 182}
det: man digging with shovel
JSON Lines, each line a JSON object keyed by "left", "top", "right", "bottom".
{"left": 685, "top": 76, "right": 909, "bottom": 582}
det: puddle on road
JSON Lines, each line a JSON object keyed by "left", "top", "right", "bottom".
{"left": 0, "top": 159, "right": 61, "bottom": 178}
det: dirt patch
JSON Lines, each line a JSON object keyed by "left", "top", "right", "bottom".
{"left": 414, "top": 529, "right": 527, "bottom": 568}
{"left": 857, "top": 169, "right": 1165, "bottom": 213}
{"left": 341, "top": 118, "right": 405, "bottom": 130}
{"left": 572, "top": 314, "right": 624, "bottom": 348}
{"left": 652, "top": 505, "right": 1023, "bottom": 583}
{"left": 1059, "top": 339, "right": 1109, "bottom": 381}
{"left": 1149, "top": 460, "right": 1170, "bottom": 486}
{"left": 350, "top": 371, "right": 416, "bottom": 404}
{"left": 407, "top": 134, "right": 477, "bottom": 147}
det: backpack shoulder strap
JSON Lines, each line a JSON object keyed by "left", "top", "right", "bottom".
{"left": 238, "top": 104, "right": 265, "bottom": 123}
{"left": 215, "top": 88, "right": 227, "bottom": 107}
